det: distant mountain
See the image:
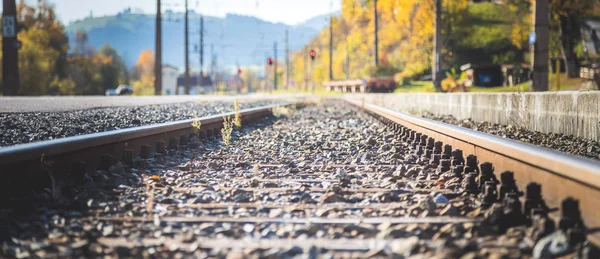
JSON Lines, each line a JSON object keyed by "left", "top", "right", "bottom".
{"left": 295, "top": 11, "right": 341, "bottom": 31}
{"left": 66, "top": 11, "right": 330, "bottom": 70}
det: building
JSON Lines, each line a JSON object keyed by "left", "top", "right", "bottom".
{"left": 162, "top": 64, "right": 179, "bottom": 95}
{"left": 177, "top": 74, "right": 214, "bottom": 95}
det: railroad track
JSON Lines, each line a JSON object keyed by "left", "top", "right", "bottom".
{"left": 0, "top": 99, "right": 598, "bottom": 258}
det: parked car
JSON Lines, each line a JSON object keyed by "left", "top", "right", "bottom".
{"left": 116, "top": 85, "right": 134, "bottom": 95}
{"left": 105, "top": 89, "right": 117, "bottom": 96}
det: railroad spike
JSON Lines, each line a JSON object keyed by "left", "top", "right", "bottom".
{"left": 478, "top": 162, "right": 498, "bottom": 190}
{"left": 442, "top": 144, "right": 452, "bottom": 159}
{"left": 499, "top": 171, "right": 518, "bottom": 202}
{"left": 559, "top": 198, "right": 585, "bottom": 232}
{"left": 451, "top": 149, "right": 464, "bottom": 166}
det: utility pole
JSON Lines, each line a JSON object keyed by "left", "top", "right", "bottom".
{"left": 285, "top": 29, "right": 289, "bottom": 90}
{"left": 210, "top": 43, "right": 217, "bottom": 91}
{"left": 531, "top": 0, "right": 549, "bottom": 91}
{"left": 374, "top": 0, "right": 379, "bottom": 67}
{"left": 433, "top": 0, "right": 442, "bottom": 90}
{"left": 154, "top": 0, "right": 162, "bottom": 95}
{"left": 199, "top": 15, "right": 204, "bottom": 77}
{"left": 329, "top": 16, "right": 334, "bottom": 81}
{"left": 2, "top": 0, "right": 20, "bottom": 95}
{"left": 273, "top": 41, "right": 278, "bottom": 91}
{"left": 184, "top": 0, "right": 190, "bottom": 95}
{"left": 304, "top": 46, "right": 309, "bottom": 92}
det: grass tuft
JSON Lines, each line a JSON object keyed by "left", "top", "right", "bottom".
{"left": 233, "top": 100, "right": 242, "bottom": 129}
{"left": 221, "top": 116, "right": 234, "bottom": 146}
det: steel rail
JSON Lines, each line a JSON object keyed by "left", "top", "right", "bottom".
{"left": 347, "top": 99, "right": 600, "bottom": 246}
{"left": 0, "top": 102, "right": 295, "bottom": 196}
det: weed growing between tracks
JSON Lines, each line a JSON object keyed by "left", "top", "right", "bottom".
{"left": 221, "top": 116, "right": 234, "bottom": 146}
{"left": 233, "top": 100, "right": 242, "bottom": 129}
{"left": 191, "top": 116, "right": 202, "bottom": 133}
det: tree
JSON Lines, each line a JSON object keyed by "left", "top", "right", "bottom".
{"left": 97, "top": 43, "right": 128, "bottom": 90}
{"left": 131, "top": 50, "right": 155, "bottom": 95}
{"left": 550, "top": 0, "right": 597, "bottom": 78}
{"left": 15, "top": 0, "right": 71, "bottom": 95}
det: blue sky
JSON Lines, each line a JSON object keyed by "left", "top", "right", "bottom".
{"left": 43, "top": 0, "right": 341, "bottom": 25}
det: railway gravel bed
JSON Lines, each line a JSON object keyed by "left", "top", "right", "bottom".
{"left": 423, "top": 113, "right": 600, "bottom": 161}
{"left": 0, "top": 100, "right": 281, "bottom": 147}
{"left": 0, "top": 101, "right": 593, "bottom": 258}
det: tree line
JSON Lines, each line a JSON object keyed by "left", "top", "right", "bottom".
{"left": 291, "top": 0, "right": 600, "bottom": 87}
{"left": 0, "top": 0, "right": 152, "bottom": 96}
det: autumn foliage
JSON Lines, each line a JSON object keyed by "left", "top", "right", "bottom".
{"left": 291, "top": 0, "right": 599, "bottom": 89}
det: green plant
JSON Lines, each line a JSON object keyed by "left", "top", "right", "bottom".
{"left": 221, "top": 116, "right": 234, "bottom": 146}
{"left": 191, "top": 116, "right": 202, "bottom": 133}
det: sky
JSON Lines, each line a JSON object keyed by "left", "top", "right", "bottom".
{"left": 44, "top": 0, "right": 342, "bottom": 25}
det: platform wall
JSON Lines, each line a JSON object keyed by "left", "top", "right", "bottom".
{"left": 344, "top": 92, "right": 599, "bottom": 141}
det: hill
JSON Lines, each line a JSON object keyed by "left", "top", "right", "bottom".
{"left": 295, "top": 11, "right": 341, "bottom": 31}
{"left": 66, "top": 12, "right": 325, "bottom": 69}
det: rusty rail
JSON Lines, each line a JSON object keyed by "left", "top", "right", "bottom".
{"left": 0, "top": 102, "right": 295, "bottom": 198}
{"left": 348, "top": 99, "right": 600, "bottom": 246}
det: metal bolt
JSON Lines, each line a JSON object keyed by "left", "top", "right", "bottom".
{"left": 452, "top": 149, "right": 464, "bottom": 165}
{"left": 481, "top": 181, "right": 498, "bottom": 207}
{"left": 429, "top": 153, "right": 441, "bottom": 166}
{"left": 499, "top": 171, "right": 518, "bottom": 202}
{"left": 433, "top": 141, "right": 443, "bottom": 154}
{"left": 524, "top": 182, "right": 545, "bottom": 224}
{"left": 464, "top": 155, "right": 479, "bottom": 175}
{"left": 453, "top": 165, "right": 464, "bottom": 178}
{"left": 478, "top": 162, "right": 497, "bottom": 189}
{"left": 438, "top": 159, "right": 451, "bottom": 172}
{"left": 425, "top": 149, "right": 433, "bottom": 159}
{"left": 462, "top": 173, "right": 478, "bottom": 194}
{"left": 426, "top": 137, "right": 435, "bottom": 150}
{"left": 419, "top": 134, "right": 428, "bottom": 147}
{"left": 559, "top": 198, "right": 584, "bottom": 231}
{"left": 443, "top": 144, "right": 452, "bottom": 159}
{"left": 415, "top": 145, "right": 424, "bottom": 156}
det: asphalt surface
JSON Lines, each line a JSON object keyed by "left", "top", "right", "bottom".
{"left": 0, "top": 94, "right": 302, "bottom": 113}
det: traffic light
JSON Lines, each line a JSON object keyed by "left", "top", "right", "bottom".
{"left": 310, "top": 50, "right": 316, "bottom": 61}
{"left": 237, "top": 67, "right": 242, "bottom": 74}
{"left": 267, "top": 57, "right": 273, "bottom": 65}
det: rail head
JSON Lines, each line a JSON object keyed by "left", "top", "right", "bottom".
{"left": 350, "top": 100, "right": 600, "bottom": 190}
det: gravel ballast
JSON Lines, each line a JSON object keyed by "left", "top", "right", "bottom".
{"left": 0, "top": 100, "right": 281, "bottom": 147}
{"left": 422, "top": 112, "right": 600, "bottom": 161}
{"left": 1, "top": 100, "right": 591, "bottom": 258}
